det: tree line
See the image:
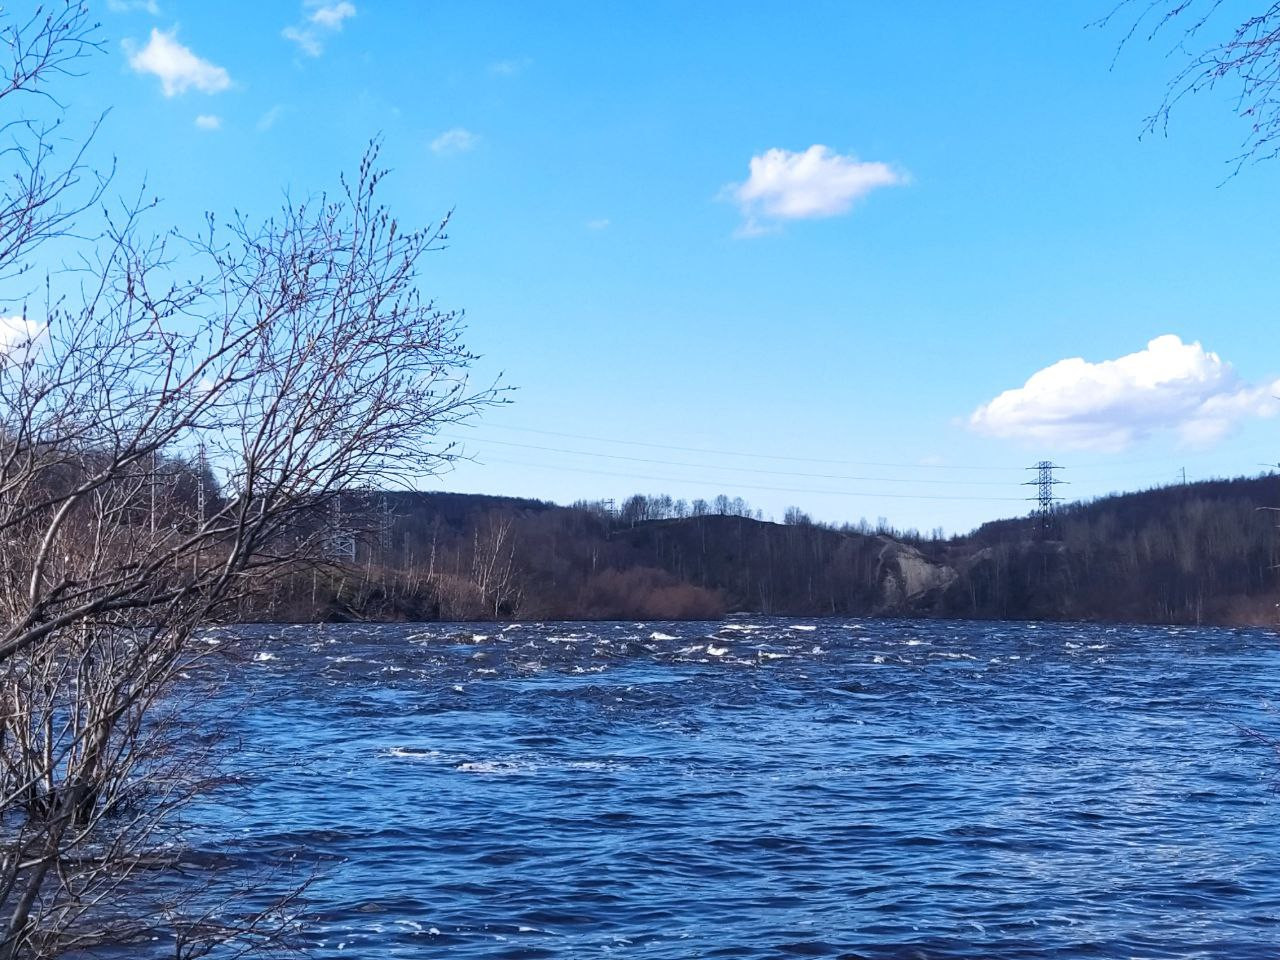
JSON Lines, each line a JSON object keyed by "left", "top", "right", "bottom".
{"left": 273, "top": 474, "right": 1280, "bottom": 627}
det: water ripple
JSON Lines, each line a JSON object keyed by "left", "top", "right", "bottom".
{"left": 196, "top": 618, "right": 1280, "bottom": 958}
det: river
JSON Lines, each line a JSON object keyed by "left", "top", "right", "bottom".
{"left": 193, "top": 618, "right": 1280, "bottom": 958}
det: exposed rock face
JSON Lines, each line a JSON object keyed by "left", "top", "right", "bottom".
{"left": 875, "top": 538, "right": 957, "bottom": 612}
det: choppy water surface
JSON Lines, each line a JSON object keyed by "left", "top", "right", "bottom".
{"left": 209, "top": 619, "right": 1280, "bottom": 958}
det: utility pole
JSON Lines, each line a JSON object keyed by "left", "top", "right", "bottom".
{"left": 1180, "top": 466, "right": 1187, "bottom": 486}
{"left": 379, "top": 493, "right": 392, "bottom": 558}
{"left": 195, "top": 442, "right": 207, "bottom": 525}
{"left": 1024, "top": 460, "right": 1065, "bottom": 538}
{"left": 149, "top": 448, "right": 158, "bottom": 543}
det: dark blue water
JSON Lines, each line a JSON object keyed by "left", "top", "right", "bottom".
{"left": 202, "top": 619, "right": 1280, "bottom": 958}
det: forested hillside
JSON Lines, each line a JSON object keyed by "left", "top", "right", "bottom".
{"left": 253, "top": 475, "right": 1280, "bottom": 626}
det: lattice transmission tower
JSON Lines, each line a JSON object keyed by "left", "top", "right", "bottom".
{"left": 1024, "top": 460, "right": 1066, "bottom": 536}
{"left": 328, "top": 494, "right": 357, "bottom": 562}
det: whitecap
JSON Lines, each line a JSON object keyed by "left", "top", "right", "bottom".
{"left": 706, "top": 645, "right": 729, "bottom": 656}
{"left": 457, "top": 760, "right": 528, "bottom": 775}
{"left": 384, "top": 747, "right": 440, "bottom": 759}
{"left": 650, "top": 631, "right": 678, "bottom": 641}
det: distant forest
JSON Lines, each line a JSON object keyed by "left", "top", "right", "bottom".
{"left": 249, "top": 475, "right": 1280, "bottom": 627}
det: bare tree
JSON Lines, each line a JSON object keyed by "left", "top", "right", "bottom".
{"left": 1103, "top": 1, "right": 1280, "bottom": 165}
{"left": 0, "top": 3, "right": 500, "bottom": 956}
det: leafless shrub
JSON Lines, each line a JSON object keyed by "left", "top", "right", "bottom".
{"left": 0, "top": 3, "right": 500, "bottom": 955}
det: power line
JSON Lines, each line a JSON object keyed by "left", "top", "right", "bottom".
{"left": 476, "top": 455, "right": 1029, "bottom": 502}
{"left": 465, "top": 421, "right": 1250, "bottom": 475}
{"left": 446, "top": 435, "right": 1021, "bottom": 486}
{"left": 460, "top": 422, "right": 1025, "bottom": 471}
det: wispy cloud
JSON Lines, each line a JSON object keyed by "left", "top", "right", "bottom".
{"left": 194, "top": 113, "right": 221, "bottom": 130}
{"left": 256, "top": 105, "right": 286, "bottom": 132}
{"left": 727, "top": 145, "right": 905, "bottom": 236}
{"left": 124, "top": 28, "right": 230, "bottom": 97}
{"left": 586, "top": 218, "right": 610, "bottom": 231}
{"left": 430, "top": 127, "right": 478, "bottom": 155}
{"left": 969, "top": 335, "right": 1280, "bottom": 451}
{"left": 284, "top": 1, "right": 356, "bottom": 57}
{"left": 107, "top": 0, "right": 160, "bottom": 13}
{"left": 489, "top": 57, "right": 531, "bottom": 77}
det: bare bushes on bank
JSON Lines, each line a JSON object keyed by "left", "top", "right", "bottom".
{"left": 0, "top": 3, "right": 498, "bottom": 955}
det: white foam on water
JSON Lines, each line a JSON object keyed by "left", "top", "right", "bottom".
{"left": 457, "top": 759, "right": 534, "bottom": 775}
{"left": 649, "top": 632, "right": 678, "bottom": 641}
{"left": 706, "top": 645, "right": 729, "bottom": 656}
{"left": 383, "top": 747, "right": 440, "bottom": 759}
{"left": 253, "top": 651, "right": 277, "bottom": 662}
{"left": 789, "top": 625, "right": 816, "bottom": 631}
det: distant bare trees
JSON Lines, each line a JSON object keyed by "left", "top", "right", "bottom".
{"left": 1104, "top": 1, "right": 1280, "bottom": 164}
{"left": 0, "top": 3, "right": 497, "bottom": 955}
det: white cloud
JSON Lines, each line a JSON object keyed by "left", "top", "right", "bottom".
{"left": 284, "top": 2, "right": 356, "bottom": 56}
{"left": 969, "top": 335, "right": 1280, "bottom": 451}
{"left": 728, "top": 145, "right": 905, "bottom": 235}
{"left": 282, "top": 25, "right": 323, "bottom": 56}
{"left": 0, "top": 315, "right": 45, "bottom": 364}
{"left": 586, "top": 218, "right": 610, "bottom": 231}
{"left": 309, "top": 1, "right": 356, "bottom": 28}
{"left": 430, "top": 127, "right": 478, "bottom": 155}
{"left": 194, "top": 113, "right": 221, "bottom": 130}
{"left": 124, "top": 28, "right": 230, "bottom": 97}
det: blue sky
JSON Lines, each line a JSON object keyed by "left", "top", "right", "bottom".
{"left": 22, "top": 1, "right": 1280, "bottom": 532}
